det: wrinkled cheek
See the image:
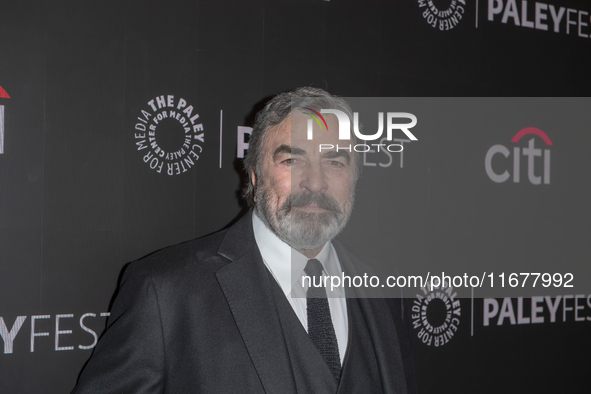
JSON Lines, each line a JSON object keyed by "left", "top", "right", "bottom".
{"left": 276, "top": 196, "right": 287, "bottom": 216}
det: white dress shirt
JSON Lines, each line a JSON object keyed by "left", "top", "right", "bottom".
{"left": 252, "top": 209, "right": 349, "bottom": 365}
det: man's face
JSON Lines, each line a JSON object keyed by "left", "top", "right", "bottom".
{"left": 254, "top": 111, "right": 356, "bottom": 253}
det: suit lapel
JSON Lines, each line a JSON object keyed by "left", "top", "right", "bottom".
{"left": 215, "top": 211, "right": 297, "bottom": 394}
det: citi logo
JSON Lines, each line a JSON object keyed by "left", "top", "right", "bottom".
{"left": 0, "top": 84, "right": 9, "bottom": 154}
{"left": 485, "top": 127, "right": 552, "bottom": 185}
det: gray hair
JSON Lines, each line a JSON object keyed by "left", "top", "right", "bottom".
{"left": 242, "top": 87, "right": 361, "bottom": 206}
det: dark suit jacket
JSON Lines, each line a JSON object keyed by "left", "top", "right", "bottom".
{"left": 72, "top": 211, "right": 416, "bottom": 394}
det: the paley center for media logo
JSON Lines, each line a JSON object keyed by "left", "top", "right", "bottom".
{"left": 412, "top": 280, "right": 462, "bottom": 347}
{"left": 134, "top": 94, "right": 205, "bottom": 175}
{"left": 485, "top": 127, "right": 552, "bottom": 185}
{"left": 417, "top": 0, "right": 467, "bottom": 31}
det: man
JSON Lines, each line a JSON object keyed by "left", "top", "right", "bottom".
{"left": 73, "top": 87, "right": 416, "bottom": 393}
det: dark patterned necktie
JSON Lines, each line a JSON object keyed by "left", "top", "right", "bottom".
{"left": 304, "top": 259, "right": 341, "bottom": 382}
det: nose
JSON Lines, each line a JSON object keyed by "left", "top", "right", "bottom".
{"left": 299, "top": 163, "right": 328, "bottom": 193}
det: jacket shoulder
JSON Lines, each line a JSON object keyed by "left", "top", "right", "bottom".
{"left": 125, "top": 229, "right": 230, "bottom": 281}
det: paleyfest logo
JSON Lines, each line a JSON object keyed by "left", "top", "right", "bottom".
{"left": 0, "top": 85, "right": 10, "bottom": 154}
{"left": 485, "top": 127, "right": 552, "bottom": 185}
{"left": 412, "top": 280, "right": 461, "bottom": 347}
{"left": 418, "top": 0, "right": 466, "bottom": 31}
{"left": 302, "top": 108, "right": 418, "bottom": 153}
{"left": 487, "top": 0, "right": 591, "bottom": 39}
{"left": 134, "top": 95, "right": 205, "bottom": 175}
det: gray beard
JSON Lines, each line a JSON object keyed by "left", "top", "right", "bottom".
{"left": 256, "top": 180, "right": 353, "bottom": 251}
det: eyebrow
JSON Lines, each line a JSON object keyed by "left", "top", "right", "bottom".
{"left": 273, "top": 145, "right": 306, "bottom": 160}
{"left": 322, "top": 150, "right": 351, "bottom": 165}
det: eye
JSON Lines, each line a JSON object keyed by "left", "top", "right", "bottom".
{"left": 282, "top": 158, "right": 297, "bottom": 165}
{"left": 327, "top": 160, "right": 345, "bottom": 167}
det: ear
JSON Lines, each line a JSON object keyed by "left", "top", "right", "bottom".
{"left": 250, "top": 170, "right": 257, "bottom": 202}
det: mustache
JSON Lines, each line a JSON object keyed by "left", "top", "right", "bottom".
{"left": 279, "top": 192, "right": 342, "bottom": 215}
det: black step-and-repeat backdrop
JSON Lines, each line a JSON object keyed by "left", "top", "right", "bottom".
{"left": 1, "top": 1, "right": 589, "bottom": 393}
